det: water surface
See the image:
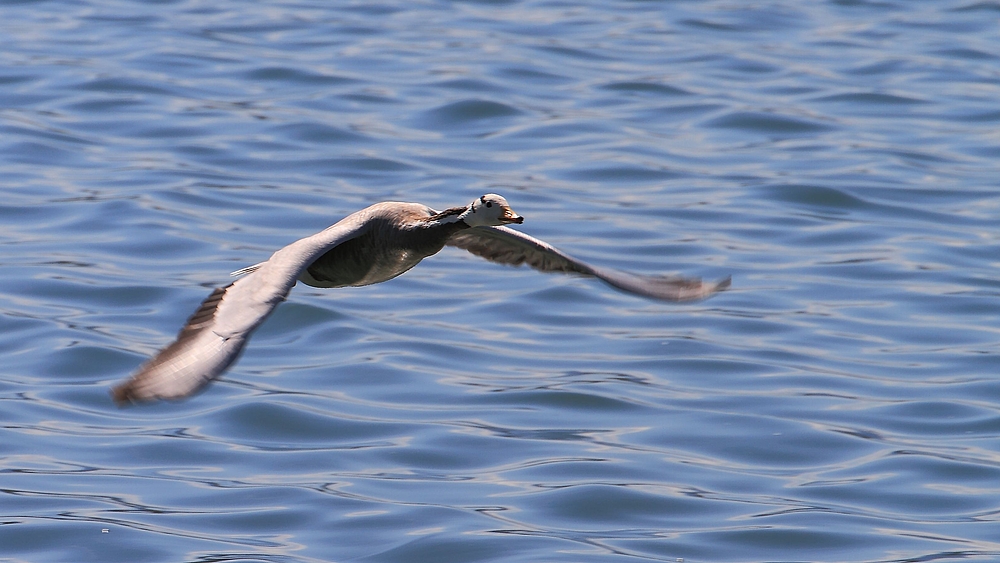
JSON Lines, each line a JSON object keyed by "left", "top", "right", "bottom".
{"left": 2, "top": 1, "right": 1000, "bottom": 562}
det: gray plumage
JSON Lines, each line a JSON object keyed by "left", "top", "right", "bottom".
{"left": 111, "top": 194, "right": 729, "bottom": 404}
{"left": 447, "top": 226, "right": 730, "bottom": 302}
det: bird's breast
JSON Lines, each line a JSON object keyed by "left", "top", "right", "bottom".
{"left": 301, "top": 239, "right": 439, "bottom": 288}
{"left": 298, "top": 217, "right": 464, "bottom": 289}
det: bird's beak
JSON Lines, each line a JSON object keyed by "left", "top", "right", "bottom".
{"left": 502, "top": 207, "right": 524, "bottom": 224}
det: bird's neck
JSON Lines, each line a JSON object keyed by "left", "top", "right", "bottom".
{"left": 424, "top": 217, "right": 471, "bottom": 239}
{"left": 416, "top": 206, "right": 473, "bottom": 241}
{"left": 426, "top": 205, "right": 476, "bottom": 228}
{"left": 428, "top": 205, "right": 468, "bottom": 223}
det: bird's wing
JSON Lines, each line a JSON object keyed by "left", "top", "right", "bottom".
{"left": 111, "top": 218, "right": 370, "bottom": 404}
{"left": 446, "top": 226, "right": 730, "bottom": 302}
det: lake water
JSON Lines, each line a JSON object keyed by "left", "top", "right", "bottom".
{"left": 2, "top": 1, "right": 1000, "bottom": 561}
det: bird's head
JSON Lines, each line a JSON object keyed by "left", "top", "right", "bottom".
{"left": 463, "top": 193, "right": 524, "bottom": 227}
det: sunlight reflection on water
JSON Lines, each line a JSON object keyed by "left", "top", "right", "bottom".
{"left": 2, "top": 1, "right": 1000, "bottom": 562}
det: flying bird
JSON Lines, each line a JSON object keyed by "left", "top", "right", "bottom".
{"left": 111, "top": 194, "right": 729, "bottom": 404}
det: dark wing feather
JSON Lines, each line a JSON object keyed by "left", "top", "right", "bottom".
{"left": 447, "top": 226, "right": 730, "bottom": 302}
{"left": 447, "top": 226, "right": 595, "bottom": 274}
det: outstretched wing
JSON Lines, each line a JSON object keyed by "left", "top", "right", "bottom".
{"left": 111, "top": 219, "right": 369, "bottom": 404}
{"left": 446, "top": 226, "right": 730, "bottom": 302}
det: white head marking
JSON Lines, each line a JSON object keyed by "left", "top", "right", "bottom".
{"left": 461, "top": 193, "right": 524, "bottom": 227}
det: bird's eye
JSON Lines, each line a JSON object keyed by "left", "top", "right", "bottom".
{"left": 486, "top": 202, "right": 493, "bottom": 208}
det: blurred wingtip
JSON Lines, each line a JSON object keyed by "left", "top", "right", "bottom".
{"left": 110, "top": 379, "right": 142, "bottom": 406}
{"left": 714, "top": 275, "right": 732, "bottom": 292}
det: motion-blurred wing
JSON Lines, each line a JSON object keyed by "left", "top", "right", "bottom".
{"left": 447, "top": 226, "right": 729, "bottom": 302}
{"left": 112, "top": 220, "right": 368, "bottom": 404}
{"left": 111, "top": 282, "right": 250, "bottom": 403}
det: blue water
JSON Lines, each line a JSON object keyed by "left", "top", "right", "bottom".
{"left": 2, "top": 1, "right": 1000, "bottom": 561}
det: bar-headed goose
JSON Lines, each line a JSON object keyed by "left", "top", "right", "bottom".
{"left": 112, "top": 194, "right": 729, "bottom": 404}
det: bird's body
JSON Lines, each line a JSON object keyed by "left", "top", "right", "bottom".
{"left": 298, "top": 202, "right": 468, "bottom": 288}
{"left": 112, "top": 194, "right": 729, "bottom": 404}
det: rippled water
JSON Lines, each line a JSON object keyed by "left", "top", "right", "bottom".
{"left": 3, "top": 1, "right": 1000, "bottom": 561}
